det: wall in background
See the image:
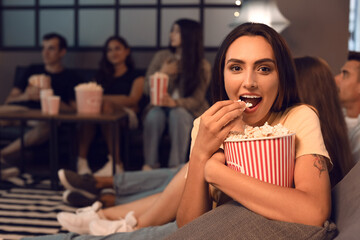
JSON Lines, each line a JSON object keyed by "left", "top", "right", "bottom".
{"left": 0, "top": 0, "right": 349, "bottom": 104}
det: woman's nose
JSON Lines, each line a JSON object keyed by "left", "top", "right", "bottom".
{"left": 243, "top": 72, "right": 257, "bottom": 89}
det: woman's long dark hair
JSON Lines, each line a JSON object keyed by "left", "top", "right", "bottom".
{"left": 169, "top": 19, "right": 204, "bottom": 97}
{"left": 211, "top": 22, "right": 300, "bottom": 111}
{"left": 95, "top": 36, "right": 134, "bottom": 84}
{"left": 294, "top": 56, "right": 355, "bottom": 187}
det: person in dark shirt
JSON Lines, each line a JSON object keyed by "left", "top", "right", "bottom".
{"left": 76, "top": 36, "right": 144, "bottom": 176}
{"left": 0, "top": 33, "right": 81, "bottom": 179}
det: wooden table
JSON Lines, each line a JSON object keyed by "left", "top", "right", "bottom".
{"left": 0, "top": 109, "right": 128, "bottom": 189}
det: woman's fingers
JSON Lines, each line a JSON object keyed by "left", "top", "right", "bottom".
{"left": 202, "top": 101, "right": 245, "bottom": 131}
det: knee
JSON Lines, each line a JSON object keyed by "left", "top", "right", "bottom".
{"left": 144, "top": 107, "right": 166, "bottom": 127}
{"left": 169, "top": 108, "right": 193, "bottom": 128}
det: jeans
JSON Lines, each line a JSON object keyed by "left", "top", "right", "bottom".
{"left": 113, "top": 166, "right": 182, "bottom": 205}
{"left": 143, "top": 107, "right": 193, "bottom": 168}
{"left": 22, "top": 222, "right": 178, "bottom": 240}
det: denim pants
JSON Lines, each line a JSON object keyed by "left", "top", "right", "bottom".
{"left": 113, "top": 166, "right": 182, "bottom": 205}
{"left": 143, "top": 106, "right": 193, "bottom": 168}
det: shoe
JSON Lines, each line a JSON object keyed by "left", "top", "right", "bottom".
{"left": 1, "top": 160, "right": 20, "bottom": 180}
{"left": 94, "top": 157, "right": 123, "bottom": 177}
{"left": 77, "top": 157, "right": 92, "bottom": 175}
{"left": 58, "top": 169, "right": 100, "bottom": 199}
{"left": 89, "top": 211, "right": 137, "bottom": 235}
{"left": 63, "top": 190, "right": 97, "bottom": 208}
{"left": 57, "top": 201, "right": 102, "bottom": 234}
{"left": 99, "top": 188, "right": 116, "bottom": 208}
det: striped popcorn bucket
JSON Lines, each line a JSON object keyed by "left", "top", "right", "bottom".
{"left": 224, "top": 133, "right": 295, "bottom": 187}
{"left": 150, "top": 72, "right": 169, "bottom": 105}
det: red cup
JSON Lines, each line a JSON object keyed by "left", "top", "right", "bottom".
{"left": 150, "top": 72, "right": 169, "bottom": 105}
{"left": 224, "top": 133, "right": 295, "bottom": 187}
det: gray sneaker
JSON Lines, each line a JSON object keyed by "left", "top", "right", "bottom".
{"left": 1, "top": 161, "right": 20, "bottom": 180}
{"left": 58, "top": 169, "right": 100, "bottom": 199}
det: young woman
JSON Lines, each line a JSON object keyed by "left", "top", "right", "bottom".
{"left": 294, "top": 56, "right": 354, "bottom": 187}
{"left": 76, "top": 36, "right": 144, "bottom": 176}
{"left": 176, "top": 22, "right": 331, "bottom": 228}
{"left": 53, "top": 23, "right": 334, "bottom": 239}
{"left": 142, "top": 18, "right": 211, "bottom": 169}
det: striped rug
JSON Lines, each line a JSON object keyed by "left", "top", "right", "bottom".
{"left": 0, "top": 174, "right": 76, "bottom": 239}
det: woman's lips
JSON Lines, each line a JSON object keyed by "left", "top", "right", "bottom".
{"left": 240, "top": 95, "right": 262, "bottom": 109}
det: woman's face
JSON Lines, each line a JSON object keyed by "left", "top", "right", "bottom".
{"left": 106, "top": 40, "right": 129, "bottom": 66}
{"left": 224, "top": 35, "right": 279, "bottom": 126}
{"left": 170, "top": 24, "right": 181, "bottom": 48}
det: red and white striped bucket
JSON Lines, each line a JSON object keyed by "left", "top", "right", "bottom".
{"left": 224, "top": 133, "right": 295, "bottom": 187}
{"left": 150, "top": 72, "right": 169, "bottom": 106}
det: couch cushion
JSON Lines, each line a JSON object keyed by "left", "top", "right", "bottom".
{"left": 168, "top": 201, "right": 337, "bottom": 240}
{"left": 332, "top": 161, "right": 360, "bottom": 240}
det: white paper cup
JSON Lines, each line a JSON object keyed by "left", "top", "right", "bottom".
{"left": 224, "top": 133, "right": 295, "bottom": 187}
{"left": 40, "top": 89, "right": 54, "bottom": 113}
{"left": 47, "top": 96, "right": 60, "bottom": 115}
{"left": 75, "top": 89, "right": 103, "bottom": 114}
{"left": 150, "top": 72, "right": 169, "bottom": 105}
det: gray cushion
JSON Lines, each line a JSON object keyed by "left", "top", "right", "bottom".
{"left": 167, "top": 201, "right": 336, "bottom": 240}
{"left": 332, "top": 161, "right": 360, "bottom": 240}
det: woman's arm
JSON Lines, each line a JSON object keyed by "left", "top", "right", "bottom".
{"left": 102, "top": 76, "right": 145, "bottom": 111}
{"left": 204, "top": 153, "right": 331, "bottom": 226}
{"left": 144, "top": 50, "right": 172, "bottom": 96}
{"left": 176, "top": 100, "right": 246, "bottom": 227}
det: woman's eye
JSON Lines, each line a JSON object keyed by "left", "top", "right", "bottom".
{"left": 258, "top": 66, "right": 271, "bottom": 73}
{"left": 230, "top": 65, "right": 241, "bottom": 72}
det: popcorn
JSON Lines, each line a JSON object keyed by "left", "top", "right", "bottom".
{"left": 226, "top": 122, "right": 291, "bottom": 140}
{"left": 237, "top": 100, "right": 253, "bottom": 108}
{"left": 74, "top": 82, "right": 103, "bottom": 91}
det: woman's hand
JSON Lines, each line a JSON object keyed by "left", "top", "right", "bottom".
{"left": 160, "top": 57, "right": 178, "bottom": 76}
{"left": 159, "top": 93, "right": 176, "bottom": 107}
{"left": 191, "top": 100, "right": 246, "bottom": 163}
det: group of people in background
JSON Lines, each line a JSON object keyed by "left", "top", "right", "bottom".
{"left": 0, "top": 18, "right": 359, "bottom": 240}
{"left": 0, "top": 18, "right": 211, "bottom": 179}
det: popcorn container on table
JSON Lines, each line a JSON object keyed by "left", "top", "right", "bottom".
{"left": 224, "top": 133, "right": 295, "bottom": 187}
{"left": 150, "top": 72, "right": 169, "bottom": 106}
{"left": 75, "top": 88, "right": 103, "bottom": 114}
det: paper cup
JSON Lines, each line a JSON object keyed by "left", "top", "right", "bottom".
{"left": 75, "top": 89, "right": 103, "bottom": 114}
{"left": 150, "top": 72, "right": 169, "bottom": 105}
{"left": 40, "top": 89, "right": 54, "bottom": 113}
{"left": 47, "top": 96, "right": 60, "bottom": 115}
{"left": 224, "top": 133, "right": 295, "bottom": 187}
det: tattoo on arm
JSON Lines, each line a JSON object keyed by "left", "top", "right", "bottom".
{"left": 312, "top": 155, "right": 327, "bottom": 177}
